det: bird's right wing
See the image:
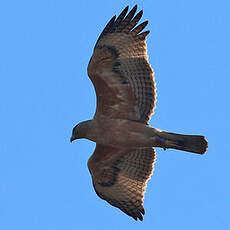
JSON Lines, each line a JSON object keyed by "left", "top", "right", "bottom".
{"left": 87, "top": 144, "right": 156, "bottom": 221}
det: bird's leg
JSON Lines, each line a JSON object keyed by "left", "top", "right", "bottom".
{"left": 155, "top": 135, "right": 168, "bottom": 150}
{"left": 155, "top": 135, "right": 183, "bottom": 151}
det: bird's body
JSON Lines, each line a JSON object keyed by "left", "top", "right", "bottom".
{"left": 73, "top": 118, "right": 159, "bottom": 148}
{"left": 71, "top": 5, "right": 208, "bottom": 221}
{"left": 75, "top": 118, "right": 207, "bottom": 153}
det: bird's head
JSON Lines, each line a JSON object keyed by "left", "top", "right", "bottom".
{"left": 70, "top": 120, "right": 91, "bottom": 143}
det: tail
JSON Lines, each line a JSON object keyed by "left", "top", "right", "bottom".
{"left": 157, "top": 131, "right": 208, "bottom": 154}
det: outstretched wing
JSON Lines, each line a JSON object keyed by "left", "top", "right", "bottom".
{"left": 87, "top": 144, "right": 156, "bottom": 221}
{"left": 88, "top": 5, "right": 156, "bottom": 124}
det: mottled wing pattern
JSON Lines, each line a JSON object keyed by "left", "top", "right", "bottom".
{"left": 88, "top": 145, "right": 156, "bottom": 221}
{"left": 88, "top": 5, "right": 156, "bottom": 123}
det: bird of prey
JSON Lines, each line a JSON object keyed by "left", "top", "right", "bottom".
{"left": 70, "top": 5, "right": 208, "bottom": 221}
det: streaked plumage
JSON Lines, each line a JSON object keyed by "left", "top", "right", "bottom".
{"left": 71, "top": 5, "right": 208, "bottom": 221}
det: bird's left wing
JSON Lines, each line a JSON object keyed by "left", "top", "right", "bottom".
{"left": 87, "top": 5, "right": 156, "bottom": 123}
{"left": 87, "top": 144, "right": 156, "bottom": 221}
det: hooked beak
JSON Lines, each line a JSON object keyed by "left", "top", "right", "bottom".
{"left": 70, "top": 135, "right": 79, "bottom": 143}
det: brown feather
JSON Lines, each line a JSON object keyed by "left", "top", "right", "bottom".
{"left": 115, "top": 5, "right": 138, "bottom": 32}
{"left": 123, "top": 10, "right": 143, "bottom": 33}
{"left": 88, "top": 5, "right": 156, "bottom": 123}
{"left": 131, "top": 21, "right": 149, "bottom": 35}
{"left": 88, "top": 145, "right": 156, "bottom": 221}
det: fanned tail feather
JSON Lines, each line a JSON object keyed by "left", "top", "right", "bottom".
{"left": 158, "top": 131, "right": 208, "bottom": 154}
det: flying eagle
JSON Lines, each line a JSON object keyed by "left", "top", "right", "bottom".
{"left": 71, "top": 5, "right": 208, "bottom": 221}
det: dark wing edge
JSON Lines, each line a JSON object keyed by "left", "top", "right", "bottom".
{"left": 95, "top": 5, "right": 150, "bottom": 47}
{"left": 88, "top": 146, "right": 156, "bottom": 221}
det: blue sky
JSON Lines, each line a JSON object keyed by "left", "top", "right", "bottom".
{"left": 0, "top": 0, "right": 229, "bottom": 229}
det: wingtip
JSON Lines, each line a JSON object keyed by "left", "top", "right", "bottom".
{"left": 123, "top": 5, "right": 139, "bottom": 14}
{"left": 111, "top": 15, "right": 116, "bottom": 21}
{"left": 130, "top": 207, "right": 145, "bottom": 221}
{"left": 139, "top": 9, "right": 143, "bottom": 16}
{"left": 135, "top": 213, "right": 144, "bottom": 221}
{"left": 140, "top": 207, "right": 145, "bottom": 215}
{"left": 123, "top": 5, "right": 129, "bottom": 13}
{"left": 138, "top": 214, "right": 144, "bottom": 221}
{"left": 133, "top": 4, "right": 138, "bottom": 11}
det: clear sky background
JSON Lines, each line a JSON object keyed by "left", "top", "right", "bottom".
{"left": 0, "top": 0, "right": 229, "bottom": 229}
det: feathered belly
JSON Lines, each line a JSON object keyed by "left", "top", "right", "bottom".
{"left": 88, "top": 118, "right": 158, "bottom": 148}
